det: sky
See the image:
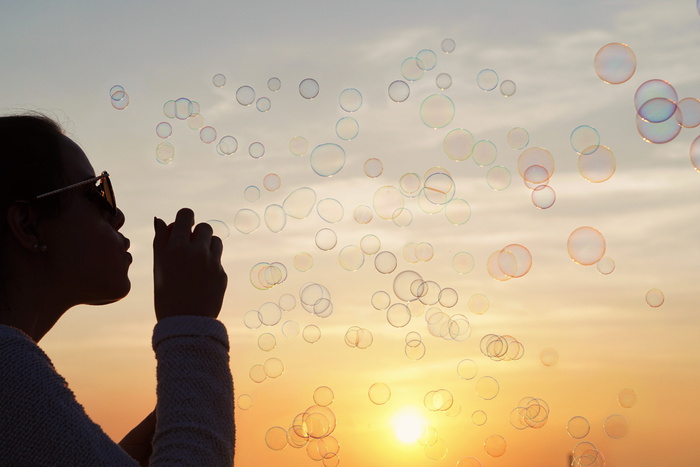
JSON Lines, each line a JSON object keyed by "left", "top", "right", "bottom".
{"left": 2, "top": 0, "right": 700, "bottom": 466}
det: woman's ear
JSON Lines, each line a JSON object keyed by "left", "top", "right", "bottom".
{"left": 6, "top": 202, "right": 44, "bottom": 253}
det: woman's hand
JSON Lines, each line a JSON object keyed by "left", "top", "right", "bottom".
{"left": 153, "top": 208, "right": 227, "bottom": 321}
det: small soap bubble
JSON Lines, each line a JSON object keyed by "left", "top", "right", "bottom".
{"left": 155, "top": 122, "right": 172, "bottom": 139}
{"left": 638, "top": 97, "right": 677, "bottom": 123}
{"left": 162, "top": 100, "right": 176, "bottom": 118}
{"left": 263, "top": 173, "right": 281, "bottom": 191}
{"left": 568, "top": 227, "right": 606, "bottom": 265}
{"left": 645, "top": 288, "right": 664, "bottom": 307}
{"left": 423, "top": 171, "right": 455, "bottom": 205}
{"left": 267, "top": 77, "right": 281, "bottom": 92}
{"left": 391, "top": 207, "right": 413, "bottom": 227}
{"left": 443, "top": 128, "right": 474, "bottom": 161}
{"left": 417, "top": 49, "right": 437, "bottom": 71}
{"left": 532, "top": 185, "right": 556, "bottom": 209}
{"left": 678, "top": 98, "right": 700, "bottom": 128}
{"left": 635, "top": 111, "right": 682, "bottom": 144}
{"left": 354, "top": 205, "right": 373, "bottom": 224}
{"left": 110, "top": 85, "right": 125, "bottom": 100}
{"left": 441, "top": 38, "right": 456, "bottom": 53}
{"left": 507, "top": 127, "right": 529, "bottom": 149}
{"left": 243, "top": 186, "right": 260, "bottom": 202}
{"left": 289, "top": 136, "right": 309, "bottom": 156}
{"left": 339, "top": 88, "right": 363, "bottom": 112}
{"left": 500, "top": 80, "right": 516, "bottom": 97}
{"left": 691, "top": 135, "right": 700, "bottom": 172}
{"left": 315, "top": 198, "right": 343, "bottom": 223}
{"left": 199, "top": 126, "right": 217, "bottom": 144}
{"left": 388, "top": 80, "right": 410, "bottom": 103}
{"left": 360, "top": 234, "right": 381, "bottom": 255}
{"left": 363, "top": 158, "right": 383, "bottom": 178}
{"left": 281, "top": 320, "right": 300, "bottom": 338}
{"left": 471, "top": 410, "right": 487, "bottom": 426}
{"left": 302, "top": 324, "right": 321, "bottom": 343}
{"left": 234, "top": 208, "right": 260, "bottom": 234}
{"left": 420, "top": 94, "right": 455, "bottom": 129}
{"left": 452, "top": 252, "right": 475, "bottom": 274}
{"left": 264, "top": 204, "right": 287, "bottom": 233}
{"left": 299, "top": 78, "right": 320, "bottom": 99}
{"left": 310, "top": 143, "right": 346, "bottom": 177}
{"left": 256, "top": 97, "right": 271, "bottom": 112}
{"left": 283, "top": 187, "right": 316, "bottom": 220}
{"left": 387, "top": 303, "right": 411, "bottom": 327}
{"left": 457, "top": 359, "right": 478, "bottom": 380}
{"left": 313, "top": 386, "right": 335, "bottom": 407}
{"left": 539, "top": 347, "right": 559, "bottom": 366}
{"left": 237, "top": 394, "right": 253, "bottom": 410}
{"left": 477, "top": 69, "right": 499, "bottom": 91}
{"left": 249, "top": 364, "right": 267, "bottom": 383}
{"left": 604, "top": 414, "right": 629, "bottom": 439}
{"left": 579, "top": 145, "right": 616, "bottom": 183}
{"left": 472, "top": 140, "right": 498, "bottom": 167}
{"left": 445, "top": 198, "right": 471, "bottom": 225}
{"left": 243, "top": 310, "right": 262, "bottom": 330}
{"left": 155, "top": 142, "right": 175, "bottom": 165}
{"left": 487, "top": 166, "right": 511, "bottom": 191}
{"left": 205, "top": 220, "right": 230, "bottom": 240}
{"left": 374, "top": 251, "right": 398, "bottom": 274}
{"left": 187, "top": 114, "right": 204, "bottom": 130}
{"left": 263, "top": 357, "right": 284, "bottom": 378}
{"left": 373, "top": 185, "right": 405, "bottom": 220}
{"left": 476, "top": 376, "right": 500, "bottom": 400}
{"left": 484, "top": 434, "right": 506, "bottom": 457}
{"left": 294, "top": 252, "right": 313, "bottom": 272}
{"left": 399, "top": 172, "right": 422, "bottom": 197}
{"left": 596, "top": 256, "right": 615, "bottom": 275}
{"left": 368, "top": 383, "right": 391, "bottom": 405}
{"left": 217, "top": 136, "right": 238, "bottom": 155}
{"left": 339, "top": 245, "right": 364, "bottom": 271}
{"left": 371, "top": 290, "right": 391, "bottom": 310}
{"left": 567, "top": 416, "right": 590, "bottom": 439}
{"left": 594, "top": 42, "right": 636, "bottom": 84}
{"left": 258, "top": 333, "right": 276, "bottom": 352}
{"left": 174, "top": 97, "right": 193, "bottom": 120}
{"left": 236, "top": 86, "right": 256, "bottom": 106}
{"left": 315, "top": 228, "right": 338, "bottom": 251}
{"left": 212, "top": 73, "right": 226, "bottom": 87}
{"left": 405, "top": 340, "right": 426, "bottom": 360}
{"left": 618, "top": 388, "right": 638, "bottom": 408}
{"left": 249, "top": 142, "right": 265, "bottom": 159}
{"left": 436, "top": 73, "right": 452, "bottom": 90}
{"left": 401, "top": 57, "right": 425, "bottom": 81}
{"left": 265, "top": 426, "right": 288, "bottom": 450}
{"left": 571, "top": 125, "right": 600, "bottom": 155}
{"left": 335, "top": 117, "right": 359, "bottom": 140}
{"left": 110, "top": 91, "right": 130, "bottom": 110}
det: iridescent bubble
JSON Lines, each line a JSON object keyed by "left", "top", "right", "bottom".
{"left": 388, "top": 80, "right": 410, "bottom": 102}
{"left": 645, "top": 288, "right": 665, "bottom": 307}
{"left": 691, "top": 135, "right": 700, "bottom": 172}
{"left": 594, "top": 43, "right": 637, "bottom": 84}
{"left": 249, "top": 142, "right": 265, "bottom": 159}
{"left": 234, "top": 209, "right": 260, "bottom": 234}
{"left": 316, "top": 198, "right": 344, "bottom": 223}
{"left": 420, "top": 94, "right": 455, "bottom": 129}
{"left": 363, "top": 158, "right": 383, "bottom": 178}
{"left": 483, "top": 434, "right": 506, "bottom": 457}
{"left": 264, "top": 204, "right": 287, "bottom": 233}
{"left": 399, "top": 172, "right": 422, "bottom": 197}
{"left": 313, "top": 386, "right": 335, "bottom": 407}
{"left": 258, "top": 333, "right": 276, "bottom": 352}
{"left": 500, "top": 80, "right": 516, "bottom": 97}
{"left": 472, "top": 140, "right": 497, "bottom": 167}
{"left": 401, "top": 57, "right": 425, "bottom": 81}
{"left": 282, "top": 320, "right": 300, "bottom": 338}
{"left": 236, "top": 86, "right": 256, "bottom": 106}
{"left": 155, "top": 142, "right": 175, "bottom": 165}
{"left": 539, "top": 347, "right": 559, "bottom": 366}
{"left": 299, "top": 78, "right": 320, "bottom": 99}
{"left": 263, "top": 173, "right": 281, "bottom": 191}
{"left": 571, "top": 125, "right": 600, "bottom": 155}
{"left": 187, "top": 114, "right": 204, "bottom": 130}
{"left": 468, "top": 294, "right": 489, "bottom": 315}
{"left": 315, "top": 228, "right": 337, "bottom": 251}
{"left": 162, "top": 100, "right": 176, "bottom": 118}
{"left": 310, "top": 143, "right": 346, "bottom": 177}
{"left": 604, "top": 414, "right": 629, "bottom": 439}
{"left": 579, "top": 146, "right": 616, "bottom": 183}
{"left": 212, "top": 73, "right": 226, "bottom": 87}
{"left": 618, "top": 388, "right": 638, "bottom": 408}
{"left": 373, "top": 185, "right": 404, "bottom": 220}
{"left": 339, "top": 88, "right": 363, "bottom": 112}
{"left": 371, "top": 290, "right": 391, "bottom": 310}
{"left": 443, "top": 129, "right": 474, "bottom": 161}
{"left": 205, "top": 219, "right": 230, "bottom": 240}
{"left": 294, "top": 252, "right": 313, "bottom": 272}
{"left": 531, "top": 185, "right": 556, "bottom": 209}
{"left": 441, "top": 38, "right": 456, "bottom": 53}
{"left": 283, "top": 187, "right": 316, "bottom": 219}
{"left": 256, "top": 97, "right": 271, "bottom": 112}
{"left": 567, "top": 416, "right": 590, "bottom": 439}
{"left": 302, "top": 324, "right": 321, "bottom": 343}
{"left": 634, "top": 80, "right": 678, "bottom": 113}
{"left": 335, "top": 117, "right": 359, "bottom": 140}
{"left": 487, "top": 166, "right": 511, "bottom": 191}
{"left": 339, "top": 245, "right": 364, "bottom": 271}
{"left": 156, "top": 122, "right": 172, "bottom": 139}
{"left": 507, "top": 127, "right": 529, "bottom": 149}
{"left": 368, "top": 383, "right": 391, "bottom": 405}
{"left": 289, "top": 136, "right": 309, "bottom": 156}
{"left": 498, "top": 244, "right": 532, "bottom": 278}
{"left": 436, "top": 73, "right": 452, "bottom": 90}
{"left": 416, "top": 49, "right": 437, "bottom": 71}
{"left": 360, "top": 234, "right": 381, "bottom": 255}
{"left": 387, "top": 303, "right": 411, "bottom": 327}
{"left": 110, "top": 85, "right": 125, "bottom": 100}
{"left": 596, "top": 256, "right": 615, "bottom": 275}
{"left": 374, "top": 251, "right": 397, "bottom": 274}
{"left": 635, "top": 110, "right": 682, "bottom": 144}
{"left": 445, "top": 198, "right": 471, "bottom": 225}
{"left": 216, "top": 135, "right": 238, "bottom": 155}
{"left": 353, "top": 205, "right": 373, "bottom": 224}
{"left": 452, "top": 252, "right": 475, "bottom": 274}
{"left": 423, "top": 172, "right": 455, "bottom": 205}
{"left": 518, "top": 147, "right": 555, "bottom": 181}
{"left": 477, "top": 69, "right": 499, "bottom": 91}
{"left": 243, "top": 185, "right": 260, "bottom": 202}
{"left": 110, "top": 91, "right": 130, "bottom": 110}
{"left": 391, "top": 208, "right": 413, "bottom": 227}
{"left": 174, "top": 97, "right": 194, "bottom": 119}
{"left": 267, "top": 77, "right": 281, "bottom": 92}
{"left": 568, "top": 226, "right": 606, "bottom": 265}
{"left": 393, "top": 270, "right": 423, "bottom": 302}
{"left": 457, "top": 359, "right": 478, "bottom": 380}
{"left": 199, "top": 126, "right": 217, "bottom": 144}
{"left": 678, "top": 97, "right": 700, "bottom": 128}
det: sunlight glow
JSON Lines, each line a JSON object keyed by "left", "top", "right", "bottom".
{"left": 392, "top": 408, "right": 427, "bottom": 444}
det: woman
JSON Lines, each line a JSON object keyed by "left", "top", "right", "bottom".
{"left": 0, "top": 113, "right": 235, "bottom": 466}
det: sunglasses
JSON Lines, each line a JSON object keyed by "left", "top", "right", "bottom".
{"left": 32, "top": 171, "right": 117, "bottom": 216}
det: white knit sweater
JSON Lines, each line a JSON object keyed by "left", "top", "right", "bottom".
{"left": 0, "top": 315, "right": 234, "bottom": 466}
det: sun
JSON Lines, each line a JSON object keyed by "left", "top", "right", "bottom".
{"left": 391, "top": 408, "right": 427, "bottom": 444}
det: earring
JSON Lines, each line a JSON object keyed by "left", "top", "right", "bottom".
{"left": 33, "top": 243, "right": 48, "bottom": 253}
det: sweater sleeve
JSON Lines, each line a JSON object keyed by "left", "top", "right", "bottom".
{"left": 149, "top": 315, "right": 235, "bottom": 467}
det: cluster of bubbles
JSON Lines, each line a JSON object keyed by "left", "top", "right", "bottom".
{"left": 109, "top": 85, "right": 130, "bottom": 110}
{"left": 508, "top": 397, "right": 550, "bottom": 430}
{"left": 486, "top": 244, "right": 533, "bottom": 281}
{"left": 249, "top": 261, "right": 288, "bottom": 290}
{"left": 479, "top": 334, "right": 525, "bottom": 362}
{"left": 264, "top": 387, "right": 340, "bottom": 466}
{"left": 343, "top": 326, "right": 373, "bottom": 349}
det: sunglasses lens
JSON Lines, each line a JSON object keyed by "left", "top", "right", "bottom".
{"left": 100, "top": 176, "right": 117, "bottom": 214}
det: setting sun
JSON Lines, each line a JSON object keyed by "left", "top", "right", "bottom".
{"left": 392, "top": 408, "right": 427, "bottom": 444}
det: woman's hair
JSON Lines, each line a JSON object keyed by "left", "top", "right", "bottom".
{"left": 0, "top": 113, "right": 67, "bottom": 275}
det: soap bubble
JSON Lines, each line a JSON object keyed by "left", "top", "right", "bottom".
{"left": 401, "top": 57, "right": 425, "bottom": 81}
{"left": 236, "top": 86, "right": 256, "bottom": 106}
{"left": 618, "top": 388, "right": 638, "bottom": 408}
{"left": 477, "top": 69, "right": 498, "bottom": 91}
{"left": 457, "top": 359, "right": 478, "bottom": 380}
{"left": 568, "top": 227, "right": 606, "bottom": 265}
{"left": 264, "top": 204, "right": 287, "bottom": 233}
{"left": 604, "top": 414, "right": 629, "bottom": 439}
{"left": 452, "top": 252, "right": 475, "bottom": 274}
{"left": 420, "top": 94, "right": 455, "bottom": 129}
{"left": 267, "top": 77, "right": 281, "bottom": 91}
{"left": 363, "top": 158, "right": 383, "bottom": 178}
{"left": 567, "top": 416, "right": 590, "bottom": 439}
{"left": 249, "top": 142, "right": 265, "bottom": 159}
{"left": 443, "top": 128, "right": 474, "bottom": 161}
{"left": 339, "top": 245, "right": 364, "bottom": 271}
{"left": 472, "top": 140, "right": 497, "bottom": 167}
{"left": 313, "top": 386, "right": 335, "bottom": 407}
{"left": 299, "top": 78, "right": 320, "bottom": 99}
{"left": 436, "top": 73, "right": 452, "bottom": 90}
{"left": 531, "top": 185, "right": 556, "bottom": 209}
{"left": 205, "top": 220, "right": 230, "bottom": 240}
{"left": 483, "top": 434, "right": 506, "bottom": 457}
{"left": 360, "top": 235, "right": 381, "bottom": 255}
{"left": 645, "top": 288, "right": 664, "bottom": 307}
{"left": 265, "top": 426, "right": 288, "bottom": 450}
{"left": 237, "top": 394, "right": 253, "bottom": 410}
{"left": 399, "top": 172, "right": 422, "bottom": 197}
{"left": 388, "top": 80, "right": 410, "bottom": 102}
{"left": 539, "top": 347, "right": 559, "bottom": 366}
{"left": 217, "top": 136, "right": 238, "bottom": 155}
{"left": 374, "top": 251, "right": 397, "bottom": 274}
{"left": 156, "top": 122, "right": 172, "bottom": 139}
{"left": 339, "top": 88, "right": 362, "bottom": 112}
{"left": 315, "top": 228, "right": 338, "bottom": 251}
{"left": 243, "top": 186, "right": 260, "bottom": 202}
{"left": 353, "top": 205, "right": 373, "bottom": 224}
{"left": 155, "top": 142, "right": 175, "bottom": 165}
{"left": 368, "top": 383, "right": 391, "bottom": 405}
{"left": 310, "top": 143, "right": 346, "bottom": 176}
{"left": 316, "top": 198, "right": 344, "bottom": 223}
{"left": 500, "top": 80, "right": 516, "bottom": 97}
{"left": 234, "top": 209, "right": 260, "bottom": 234}
{"left": 256, "top": 97, "right": 271, "bottom": 112}
{"left": 678, "top": 97, "right": 700, "bottom": 128}
{"left": 594, "top": 43, "right": 636, "bottom": 84}
{"left": 294, "top": 252, "right": 313, "bottom": 272}
{"left": 199, "top": 126, "right": 217, "bottom": 144}
{"left": 441, "top": 38, "right": 456, "bottom": 53}
{"left": 289, "top": 136, "right": 309, "bottom": 156}
{"left": 263, "top": 173, "right": 281, "bottom": 191}
{"left": 579, "top": 145, "right": 616, "bottom": 183}
{"left": 335, "top": 117, "right": 359, "bottom": 140}
{"left": 283, "top": 187, "right": 316, "bottom": 219}
{"left": 507, "top": 127, "right": 529, "bottom": 149}
{"left": 302, "top": 325, "right": 322, "bottom": 343}
{"left": 212, "top": 73, "right": 226, "bottom": 87}
{"left": 487, "top": 166, "right": 511, "bottom": 191}
{"left": 570, "top": 125, "right": 600, "bottom": 155}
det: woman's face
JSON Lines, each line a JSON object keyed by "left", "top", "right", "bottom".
{"left": 40, "top": 135, "right": 132, "bottom": 306}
